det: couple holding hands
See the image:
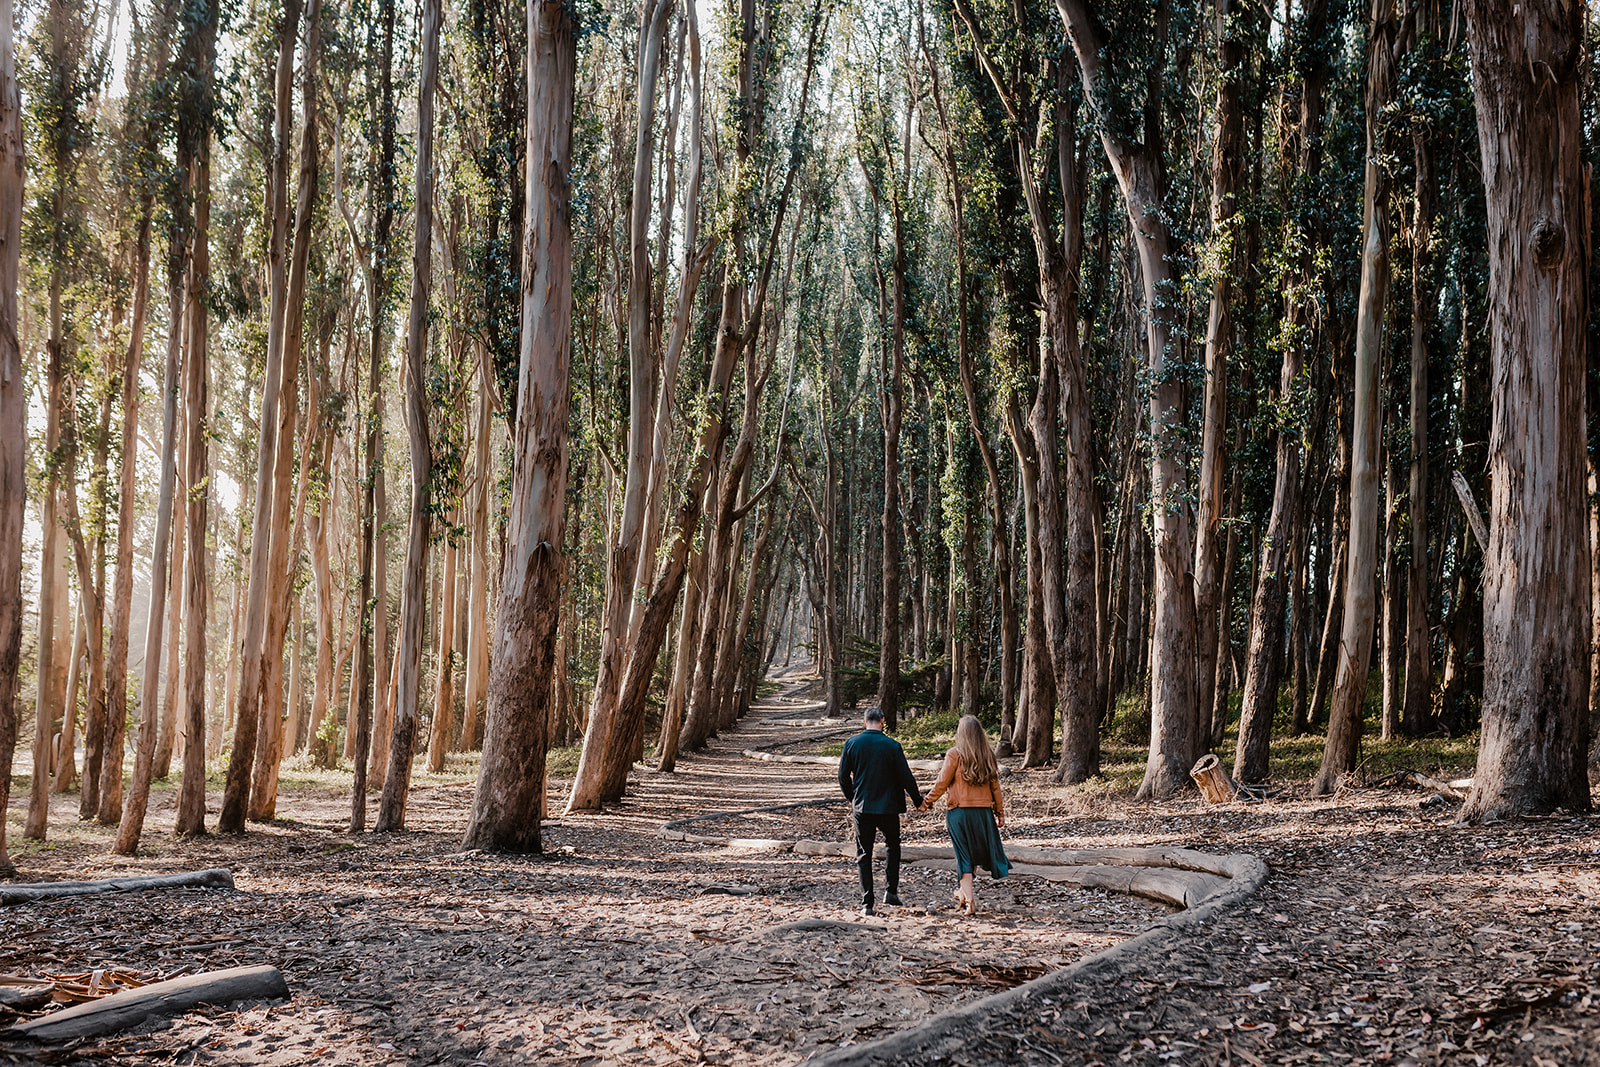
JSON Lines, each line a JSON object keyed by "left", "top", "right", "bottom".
{"left": 838, "top": 708, "right": 1010, "bottom": 917}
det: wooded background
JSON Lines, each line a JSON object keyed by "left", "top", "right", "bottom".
{"left": 0, "top": 0, "right": 1592, "bottom": 866}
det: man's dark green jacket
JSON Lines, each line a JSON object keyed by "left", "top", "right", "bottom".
{"left": 839, "top": 728, "right": 924, "bottom": 815}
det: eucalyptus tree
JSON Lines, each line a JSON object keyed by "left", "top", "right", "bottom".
{"left": 1315, "top": 0, "right": 1400, "bottom": 797}
{"left": 919, "top": 7, "right": 1017, "bottom": 749}
{"left": 1054, "top": 0, "right": 1197, "bottom": 798}
{"left": 113, "top": 0, "right": 182, "bottom": 855}
{"left": 0, "top": 0, "right": 22, "bottom": 874}
{"left": 173, "top": 0, "right": 221, "bottom": 837}
{"left": 374, "top": 0, "right": 442, "bottom": 833}
{"left": 846, "top": 0, "right": 915, "bottom": 732}
{"left": 249, "top": 0, "right": 324, "bottom": 822}
{"left": 1458, "top": 0, "right": 1592, "bottom": 820}
{"left": 951, "top": 0, "right": 1097, "bottom": 781}
{"left": 461, "top": 0, "right": 579, "bottom": 851}
{"left": 220, "top": 0, "right": 307, "bottom": 834}
{"left": 1235, "top": 0, "right": 1328, "bottom": 785}
{"left": 22, "top": 0, "right": 110, "bottom": 840}
{"left": 336, "top": 0, "right": 401, "bottom": 827}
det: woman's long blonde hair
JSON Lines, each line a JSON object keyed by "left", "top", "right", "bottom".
{"left": 953, "top": 715, "right": 999, "bottom": 786}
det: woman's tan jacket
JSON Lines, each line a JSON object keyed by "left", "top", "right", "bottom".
{"left": 923, "top": 749, "right": 1004, "bottom": 817}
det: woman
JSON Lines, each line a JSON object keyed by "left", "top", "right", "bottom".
{"left": 918, "top": 715, "right": 1009, "bottom": 915}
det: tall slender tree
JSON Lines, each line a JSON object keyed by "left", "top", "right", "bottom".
{"left": 462, "top": 0, "right": 577, "bottom": 851}
{"left": 0, "top": 0, "right": 23, "bottom": 874}
{"left": 375, "top": 0, "right": 441, "bottom": 831}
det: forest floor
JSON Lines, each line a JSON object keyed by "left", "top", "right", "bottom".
{"left": 1, "top": 670, "right": 1598, "bottom": 1067}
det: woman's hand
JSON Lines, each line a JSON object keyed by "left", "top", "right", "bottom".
{"left": 996, "top": 814, "right": 1006, "bottom": 829}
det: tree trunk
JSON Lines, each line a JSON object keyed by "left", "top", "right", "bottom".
{"left": 426, "top": 522, "right": 459, "bottom": 772}
{"left": 151, "top": 293, "right": 187, "bottom": 783}
{"left": 1192, "top": 0, "right": 1249, "bottom": 763}
{"left": 25, "top": 0, "right": 69, "bottom": 836}
{"left": 1459, "top": 0, "right": 1592, "bottom": 820}
{"left": 349, "top": 0, "right": 397, "bottom": 833}
{"left": 582, "top": 0, "right": 671, "bottom": 788}
{"left": 878, "top": 166, "right": 908, "bottom": 731}
{"left": 375, "top": 0, "right": 440, "bottom": 832}
{"left": 1403, "top": 124, "right": 1432, "bottom": 735}
{"left": 1055, "top": 0, "right": 1194, "bottom": 799}
{"left": 1380, "top": 423, "right": 1402, "bottom": 740}
{"left": 247, "top": 0, "right": 321, "bottom": 823}
{"left": 174, "top": 2, "right": 215, "bottom": 833}
{"left": 655, "top": 538, "right": 706, "bottom": 772}
{"left": 0, "top": 0, "right": 22, "bottom": 871}
{"left": 1233, "top": 348, "right": 1302, "bottom": 783}
{"left": 1314, "top": 1, "right": 1395, "bottom": 796}
{"left": 220, "top": 0, "right": 302, "bottom": 833}
{"left": 308, "top": 486, "right": 337, "bottom": 766}
{"left": 460, "top": 367, "right": 492, "bottom": 750}
{"left": 460, "top": 0, "right": 575, "bottom": 851}
{"left": 53, "top": 608, "right": 82, "bottom": 795}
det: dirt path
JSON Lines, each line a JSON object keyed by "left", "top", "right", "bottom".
{"left": 1, "top": 681, "right": 1166, "bottom": 1066}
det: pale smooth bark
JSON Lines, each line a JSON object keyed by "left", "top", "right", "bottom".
{"left": 460, "top": 364, "right": 492, "bottom": 750}
{"left": 426, "top": 521, "right": 459, "bottom": 772}
{"left": 220, "top": 0, "right": 303, "bottom": 832}
{"left": 344, "top": 0, "right": 395, "bottom": 831}
{"left": 25, "top": 0, "right": 72, "bottom": 840}
{"left": 151, "top": 294, "right": 187, "bottom": 783}
{"left": 582, "top": 0, "right": 672, "bottom": 787}
{"left": 248, "top": 0, "right": 322, "bottom": 822}
{"left": 112, "top": 183, "right": 165, "bottom": 849}
{"left": 174, "top": 0, "right": 216, "bottom": 834}
{"left": 374, "top": 0, "right": 440, "bottom": 833}
{"left": 53, "top": 608, "right": 82, "bottom": 794}
{"left": 1315, "top": 1, "right": 1395, "bottom": 796}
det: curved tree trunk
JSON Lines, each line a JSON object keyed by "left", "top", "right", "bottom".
{"left": 1055, "top": 0, "right": 1195, "bottom": 800}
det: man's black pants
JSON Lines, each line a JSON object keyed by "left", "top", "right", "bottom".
{"left": 854, "top": 812, "right": 901, "bottom": 905}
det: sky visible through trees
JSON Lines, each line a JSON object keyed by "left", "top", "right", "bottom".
{"left": 0, "top": 0, "right": 1595, "bottom": 871}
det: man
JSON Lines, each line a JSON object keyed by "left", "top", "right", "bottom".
{"left": 838, "top": 706, "right": 924, "bottom": 915}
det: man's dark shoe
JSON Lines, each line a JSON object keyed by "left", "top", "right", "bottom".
{"left": 860, "top": 904, "right": 875, "bottom": 917}
{"left": 884, "top": 892, "right": 902, "bottom": 907}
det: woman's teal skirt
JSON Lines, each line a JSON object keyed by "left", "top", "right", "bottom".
{"left": 946, "top": 806, "right": 1010, "bottom": 878}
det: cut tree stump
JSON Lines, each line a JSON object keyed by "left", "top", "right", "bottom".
{"left": 1189, "top": 754, "right": 1237, "bottom": 805}
{"left": 4, "top": 966, "right": 288, "bottom": 1041}
{"left": 0, "top": 869, "right": 235, "bottom": 907}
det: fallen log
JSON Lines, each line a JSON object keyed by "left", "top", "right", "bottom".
{"left": 0, "top": 869, "right": 235, "bottom": 907}
{"left": 4, "top": 966, "right": 288, "bottom": 1042}
{"left": 0, "top": 978, "right": 53, "bottom": 1012}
